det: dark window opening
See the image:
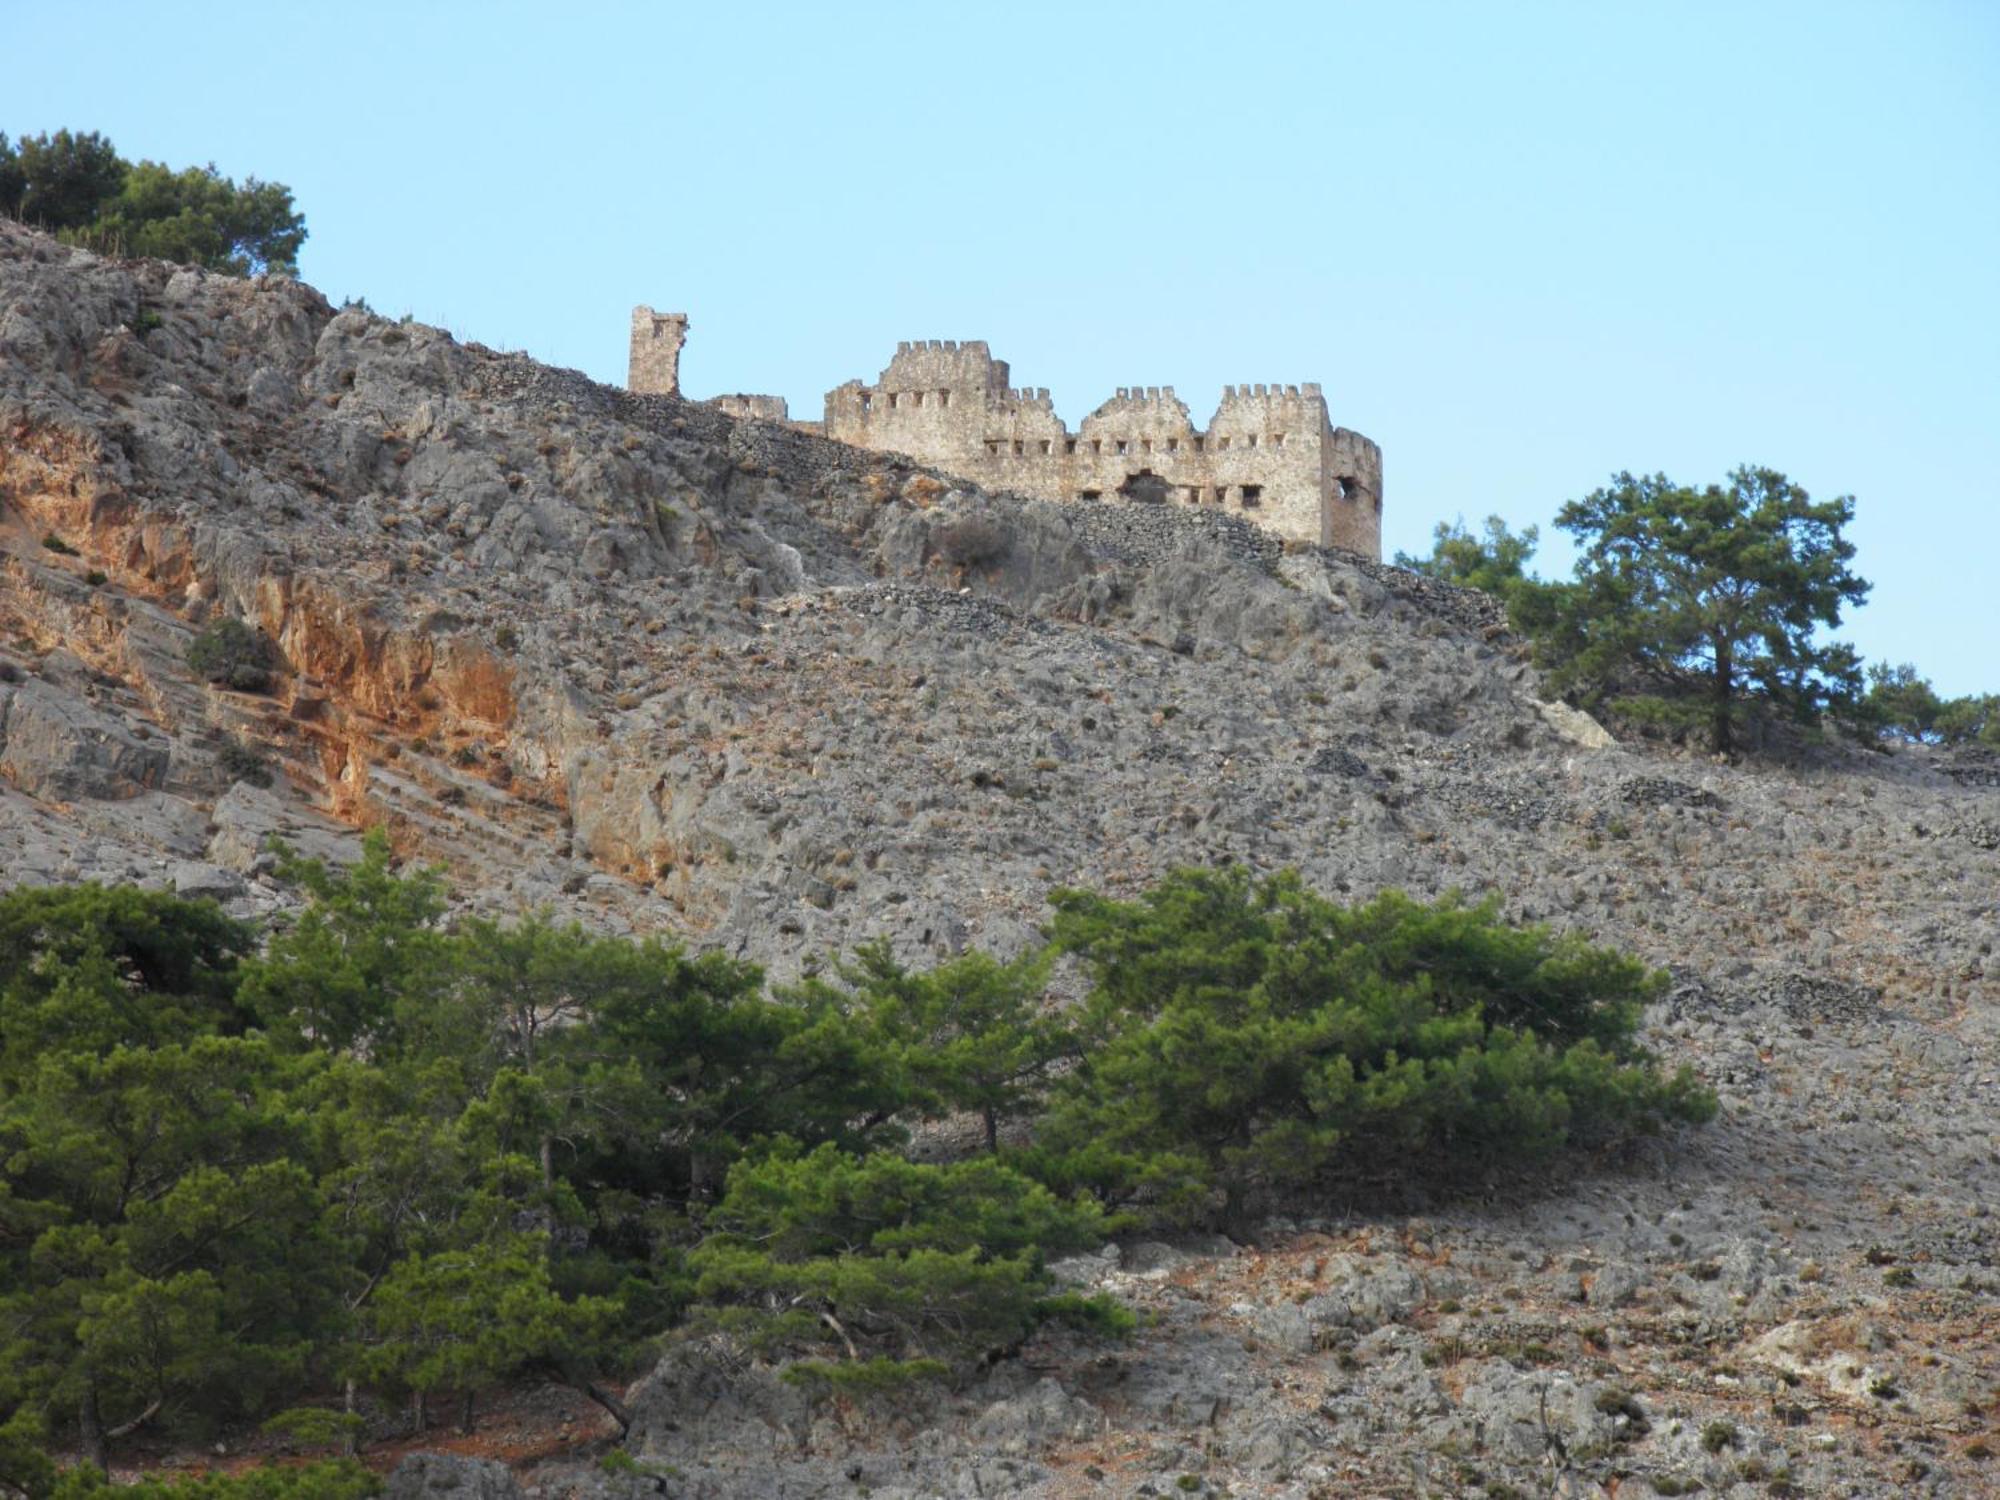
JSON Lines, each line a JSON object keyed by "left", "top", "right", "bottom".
{"left": 1118, "top": 469, "right": 1172, "bottom": 505}
{"left": 985, "top": 440, "right": 1000, "bottom": 455}
{"left": 1115, "top": 439, "right": 1129, "bottom": 455}
{"left": 1013, "top": 440, "right": 1025, "bottom": 456}
{"left": 859, "top": 392, "right": 872, "bottom": 414}
{"left": 1166, "top": 437, "right": 1180, "bottom": 452}
{"left": 1193, "top": 436, "right": 1206, "bottom": 453}
{"left": 1240, "top": 484, "right": 1262, "bottom": 508}
{"left": 1039, "top": 440, "right": 1052, "bottom": 455}
{"left": 940, "top": 390, "right": 952, "bottom": 408}
{"left": 1078, "top": 488, "right": 1102, "bottom": 500}
{"left": 1064, "top": 439, "right": 1078, "bottom": 455}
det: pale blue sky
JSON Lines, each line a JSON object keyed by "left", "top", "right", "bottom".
{"left": 14, "top": 1, "right": 1997, "bottom": 691}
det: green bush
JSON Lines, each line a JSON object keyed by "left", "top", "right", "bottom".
{"left": 0, "top": 857, "right": 1707, "bottom": 1472}
{"left": 51, "top": 1461, "right": 378, "bottom": 1500}
{"left": 687, "top": 1141, "right": 1125, "bottom": 1380}
{"left": 1031, "top": 869, "right": 1714, "bottom": 1226}
{"left": 186, "top": 618, "right": 276, "bottom": 692}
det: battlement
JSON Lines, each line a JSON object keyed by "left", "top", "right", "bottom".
{"left": 624, "top": 308, "right": 1381, "bottom": 556}
{"left": 820, "top": 338, "right": 1381, "bottom": 556}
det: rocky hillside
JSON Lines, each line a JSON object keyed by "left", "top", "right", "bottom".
{"left": 2, "top": 221, "right": 1997, "bottom": 1497}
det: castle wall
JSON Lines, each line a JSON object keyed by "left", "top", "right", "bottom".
{"left": 623, "top": 313, "right": 1382, "bottom": 557}
{"left": 821, "top": 341, "right": 1383, "bottom": 557}
{"left": 708, "top": 393, "right": 791, "bottom": 422}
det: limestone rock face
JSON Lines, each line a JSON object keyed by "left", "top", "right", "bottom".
{"left": 0, "top": 678, "right": 169, "bottom": 800}
{"left": 384, "top": 1455, "right": 521, "bottom": 1500}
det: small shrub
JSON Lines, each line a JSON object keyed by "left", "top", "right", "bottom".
{"left": 41, "top": 533, "right": 76, "bottom": 556}
{"left": 187, "top": 617, "right": 276, "bottom": 692}
{"left": 134, "top": 307, "right": 164, "bottom": 334}
{"left": 494, "top": 624, "right": 520, "bottom": 652}
{"left": 218, "top": 736, "right": 273, "bottom": 788}
{"left": 1701, "top": 1419, "right": 1738, "bottom": 1453}
{"left": 85, "top": 569, "right": 107, "bottom": 586}
{"left": 933, "top": 514, "right": 1008, "bottom": 567}
{"left": 1882, "top": 1266, "right": 1915, "bottom": 1288}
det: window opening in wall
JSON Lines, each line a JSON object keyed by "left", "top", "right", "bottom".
{"left": 1184, "top": 487, "right": 1200, "bottom": 503}
{"left": 1115, "top": 440, "right": 1129, "bottom": 455}
{"left": 940, "top": 390, "right": 951, "bottom": 408}
{"left": 1166, "top": 438, "right": 1179, "bottom": 452}
{"left": 888, "top": 392, "right": 900, "bottom": 409}
{"left": 985, "top": 440, "right": 1000, "bottom": 455}
{"left": 1142, "top": 439, "right": 1153, "bottom": 453}
{"left": 1064, "top": 439, "right": 1078, "bottom": 455}
{"left": 1247, "top": 433, "right": 1259, "bottom": 448}
{"left": 1091, "top": 440, "right": 1102, "bottom": 455}
{"left": 859, "top": 392, "right": 872, "bottom": 413}
{"left": 1217, "top": 436, "right": 1231, "bottom": 450}
{"left": 1039, "top": 440, "right": 1052, "bottom": 455}
{"left": 1078, "top": 489, "right": 1101, "bottom": 500}
{"left": 1240, "top": 484, "right": 1262, "bottom": 507}
{"left": 1212, "top": 486, "right": 1228, "bottom": 504}
{"left": 1193, "top": 436, "right": 1206, "bottom": 453}
{"left": 1013, "top": 440, "right": 1024, "bottom": 455}
{"left": 1273, "top": 433, "right": 1285, "bottom": 447}
{"left": 1118, "top": 469, "right": 1171, "bottom": 505}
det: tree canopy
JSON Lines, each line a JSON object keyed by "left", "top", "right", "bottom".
{"left": 0, "top": 130, "right": 304, "bottom": 276}
{"left": 0, "top": 843, "right": 1711, "bottom": 1488}
{"left": 1395, "top": 515, "right": 1540, "bottom": 598}
{"left": 1513, "top": 466, "right": 1870, "bottom": 753}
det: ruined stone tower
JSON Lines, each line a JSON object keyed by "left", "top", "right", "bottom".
{"left": 628, "top": 306, "right": 688, "bottom": 396}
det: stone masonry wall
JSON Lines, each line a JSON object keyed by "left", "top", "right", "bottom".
{"left": 628, "top": 307, "right": 688, "bottom": 396}
{"left": 624, "top": 317, "right": 1382, "bottom": 556}
{"left": 821, "top": 339, "right": 1381, "bottom": 557}
{"left": 709, "top": 393, "right": 791, "bottom": 422}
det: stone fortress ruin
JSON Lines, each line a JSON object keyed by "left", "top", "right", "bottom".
{"left": 629, "top": 308, "right": 1382, "bottom": 558}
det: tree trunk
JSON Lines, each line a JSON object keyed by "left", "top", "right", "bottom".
{"left": 411, "top": 1390, "right": 427, "bottom": 1435}
{"left": 539, "top": 1135, "right": 555, "bottom": 1192}
{"left": 1711, "top": 643, "right": 1734, "bottom": 754}
{"left": 983, "top": 1107, "right": 999, "bottom": 1154}
{"left": 578, "top": 1379, "right": 634, "bottom": 1437}
{"left": 79, "top": 1378, "right": 107, "bottom": 1475}
{"left": 343, "top": 1379, "right": 359, "bottom": 1458}
{"left": 459, "top": 1390, "right": 476, "bottom": 1436}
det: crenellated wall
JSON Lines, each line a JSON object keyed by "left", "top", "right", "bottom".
{"left": 820, "top": 345, "right": 1382, "bottom": 556}
{"left": 625, "top": 314, "right": 1382, "bottom": 556}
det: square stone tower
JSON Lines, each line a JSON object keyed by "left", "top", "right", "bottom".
{"left": 629, "top": 307, "right": 689, "bottom": 396}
